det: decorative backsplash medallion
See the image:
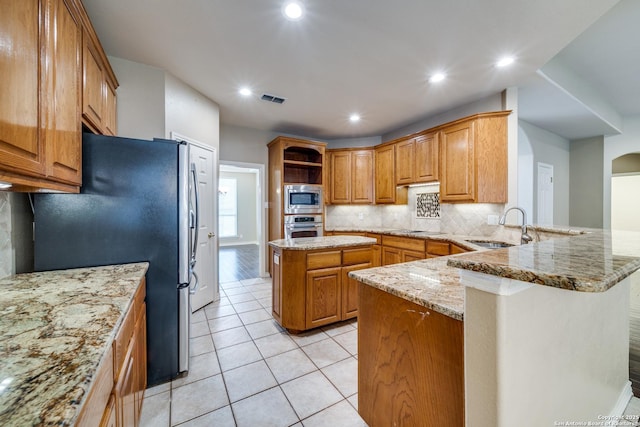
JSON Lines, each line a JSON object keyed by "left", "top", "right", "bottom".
{"left": 417, "top": 193, "right": 440, "bottom": 218}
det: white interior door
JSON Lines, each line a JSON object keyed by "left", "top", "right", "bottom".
{"left": 186, "top": 140, "right": 219, "bottom": 311}
{"left": 537, "top": 162, "right": 554, "bottom": 226}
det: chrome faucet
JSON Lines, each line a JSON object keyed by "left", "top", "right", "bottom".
{"left": 499, "top": 207, "right": 533, "bottom": 244}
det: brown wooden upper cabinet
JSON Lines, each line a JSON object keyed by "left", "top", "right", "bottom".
{"left": 328, "top": 148, "right": 374, "bottom": 204}
{"left": 81, "top": 20, "right": 119, "bottom": 136}
{"left": 375, "top": 144, "right": 407, "bottom": 204}
{"left": 439, "top": 111, "right": 509, "bottom": 203}
{"left": 395, "top": 132, "right": 439, "bottom": 185}
{"left": 0, "top": 0, "right": 83, "bottom": 192}
{"left": 0, "top": 0, "right": 118, "bottom": 193}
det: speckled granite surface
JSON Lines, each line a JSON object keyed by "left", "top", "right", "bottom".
{"left": 269, "top": 235, "right": 376, "bottom": 250}
{"left": 0, "top": 263, "right": 148, "bottom": 426}
{"left": 349, "top": 256, "right": 466, "bottom": 321}
{"left": 348, "top": 228, "right": 640, "bottom": 321}
{"left": 448, "top": 230, "right": 640, "bottom": 293}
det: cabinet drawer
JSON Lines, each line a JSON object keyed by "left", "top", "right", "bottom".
{"left": 365, "top": 233, "right": 382, "bottom": 244}
{"left": 343, "top": 248, "right": 372, "bottom": 266}
{"left": 113, "top": 307, "right": 135, "bottom": 380}
{"left": 450, "top": 244, "right": 468, "bottom": 255}
{"left": 382, "top": 235, "right": 426, "bottom": 252}
{"left": 427, "top": 241, "right": 450, "bottom": 256}
{"left": 134, "top": 278, "right": 146, "bottom": 316}
{"left": 307, "top": 250, "right": 342, "bottom": 270}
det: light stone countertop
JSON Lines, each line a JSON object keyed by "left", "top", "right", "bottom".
{"left": 268, "top": 235, "right": 377, "bottom": 250}
{"left": 0, "top": 262, "right": 148, "bottom": 426}
{"left": 349, "top": 256, "right": 466, "bottom": 321}
{"left": 347, "top": 228, "right": 640, "bottom": 321}
{"left": 447, "top": 230, "right": 640, "bottom": 293}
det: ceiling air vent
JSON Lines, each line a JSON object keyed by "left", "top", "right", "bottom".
{"left": 261, "top": 93, "right": 286, "bottom": 104}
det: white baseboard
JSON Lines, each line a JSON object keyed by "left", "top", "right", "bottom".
{"left": 611, "top": 380, "right": 633, "bottom": 416}
{"left": 219, "top": 241, "right": 259, "bottom": 247}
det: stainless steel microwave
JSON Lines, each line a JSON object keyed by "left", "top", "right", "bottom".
{"left": 284, "top": 184, "right": 323, "bottom": 214}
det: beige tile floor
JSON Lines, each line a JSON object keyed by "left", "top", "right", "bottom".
{"left": 139, "top": 277, "right": 367, "bottom": 427}
{"left": 139, "top": 276, "right": 640, "bottom": 427}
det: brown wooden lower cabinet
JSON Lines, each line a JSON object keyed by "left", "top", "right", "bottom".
{"left": 76, "top": 278, "right": 147, "bottom": 427}
{"left": 270, "top": 245, "right": 372, "bottom": 332}
{"left": 358, "top": 283, "right": 464, "bottom": 427}
{"left": 306, "top": 267, "right": 342, "bottom": 329}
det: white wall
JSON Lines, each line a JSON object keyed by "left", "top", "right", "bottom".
{"left": 381, "top": 93, "right": 503, "bottom": 142}
{"left": 570, "top": 136, "right": 604, "bottom": 228}
{"left": 219, "top": 171, "right": 258, "bottom": 245}
{"left": 604, "top": 115, "right": 640, "bottom": 228}
{"left": 465, "top": 275, "right": 630, "bottom": 426}
{"left": 108, "top": 56, "right": 165, "bottom": 139}
{"left": 612, "top": 175, "right": 640, "bottom": 231}
{"left": 0, "top": 193, "right": 34, "bottom": 279}
{"left": 0, "top": 193, "right": 11, "bottom": 278}
{"left": 164, "top": 73, "right": 219, "bottom": 150}
{"left": 220, "top": 124, "right": 276, "bottom": 166}
{"left": 518, "top": 120, "right": 571, "bottom": 225}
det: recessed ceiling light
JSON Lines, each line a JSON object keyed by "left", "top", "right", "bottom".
{"left": 349, "top": 114, "right": 361, "bottom": 123}
{"left": 283, "top": 1, "right": 304, "bottom": 20}
{"left": 429, "top": 73, "right": 446, "bottom": 83}
{"left": 496, "top": 56, "right": 515, "bottom": 67}
{"left": 238, "top": 87, "right": 252, "bottom": 97}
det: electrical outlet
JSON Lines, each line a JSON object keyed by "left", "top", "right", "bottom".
{"left": 487, "top": 215, "right": 499, "bottom": 225}
{"left": 358, "top": 212, "right": 364, "bottom": 220}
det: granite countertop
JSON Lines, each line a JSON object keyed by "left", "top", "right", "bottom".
{"left": 0, "top": 263, "right": 149, "bottom": 426}
{"left": 326, "top": 227, "right": 506, "bottom": 251}
{"left": 448, "top": 230, "right": 640, "bottom": 293}
{"left": 348, "top": 228, "right": 640, "bottom": 321}
{"left": 349, "top": 256, "right": 466, "bottom": 321}
{"left": 268, "top": 235, "right": 377, "bottom": 250}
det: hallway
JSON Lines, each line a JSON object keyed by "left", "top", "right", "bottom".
{"left": 219, "top": 245, "right": 260, "bottom": 283}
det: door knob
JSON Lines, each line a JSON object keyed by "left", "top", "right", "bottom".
{"left": 208, "top": 232, "right": 215, "bottom": 238}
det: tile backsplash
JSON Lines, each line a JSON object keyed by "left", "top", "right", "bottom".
{"left": 325, "top": 184, "right": 504, "bottom": 236}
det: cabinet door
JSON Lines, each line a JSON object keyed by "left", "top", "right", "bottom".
{"left": 114, "top": 344, "right": 136, "bottom": 427}
{"left": 82, "top": 30, "right": 105, "bottom": 131}
{"left": 134, "top": 309, "right": 147, "bottom": 418}
{"left": 0, "top": 1, "right": 45, "bottom": 178}
{"left": 330, "top": 151, "right": 351, "bottom": 204}
{"left": 341, "top": 263, "right": 371, "bottom": 320}
{"left": 100, "top": 395, "right": 117, "bottom": 427}
{"left": 271, "top": 252, "right": 282, "bottom": 322}
{"left": 415, "top": 133, "right": 439, "bottom": 183}
{"left": 306, "top": 267, "right": 341, "bottom": 329}
{"left": 371, "top": 245, "right": 382, "bottom": 267}
{"left": 395, "top": 139, "right": 415, "bottom": 185}
{"left": 440, "top": 120, "right": 475, "bottom": 202}
{"left": 43, "top": 0, "right": 82, "bottom": 185}
{"left": 375, "top": 145, "right": 396, "bottom": 204}
{"left": 381, "top": 246, "right": 402, "bottom": 266}
{"left": 402, "top": 250, "right": 425, "bottom": 263}
{"left": 104, "top": 82, "right": 117, "bottom": 136}
{"left": 351, "top": 150, "right": 374, "bottom": 204}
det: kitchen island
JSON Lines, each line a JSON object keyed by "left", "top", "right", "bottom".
{"left": 268, "top": 235, "right": 375, "bottom": 332}
{"left": 350, "top": 229, "right": 640, "bottom": 427}
{"left": 0, "top": 262, "right": 148, "bottom": 426}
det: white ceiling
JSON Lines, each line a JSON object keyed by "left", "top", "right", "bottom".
{"left": 82, "top": 0, "right": 629, "bottom": 140}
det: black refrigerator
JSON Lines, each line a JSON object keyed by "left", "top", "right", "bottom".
{"left": 34, "top": 132, "right": 198, "bottom": 386}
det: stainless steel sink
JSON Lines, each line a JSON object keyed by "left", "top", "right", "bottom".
{"left": 465, "top": 240, "right": 514, "bottom": 249}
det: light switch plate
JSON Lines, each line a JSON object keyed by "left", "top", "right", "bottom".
{"left": 487, "top": 215, "right": 499, "bottom": 225}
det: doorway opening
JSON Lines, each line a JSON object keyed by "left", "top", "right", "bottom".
{"left": 218, "top": 161, "right": 267, "bottom": 282}
{"left": 611, "top": 152, "right": 640, "bottom": 397}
